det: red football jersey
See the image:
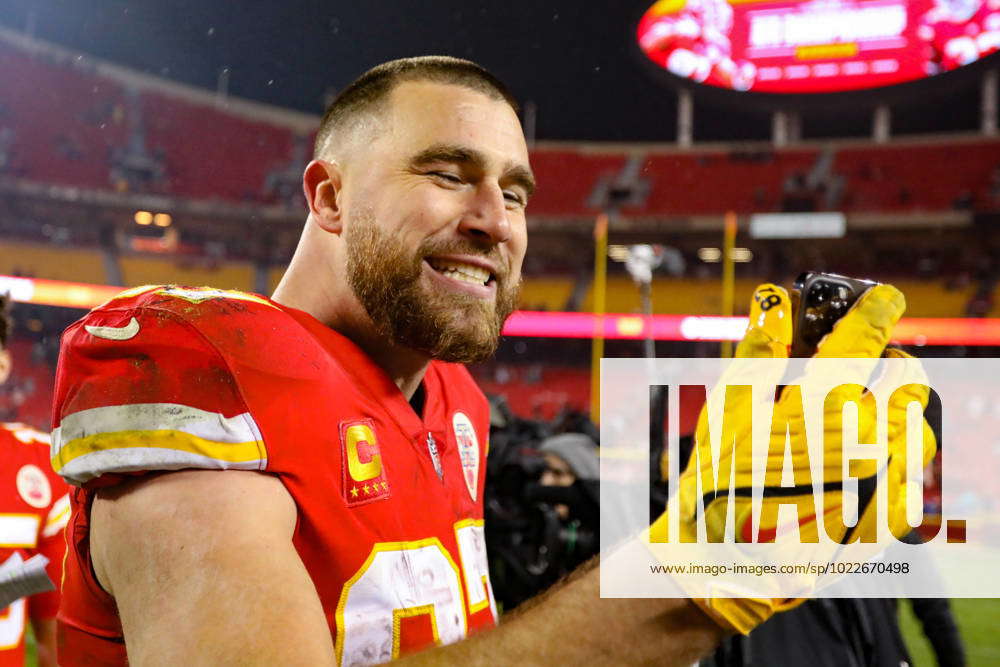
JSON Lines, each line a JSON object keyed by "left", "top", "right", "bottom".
{"left": 0, "top": 423, "right": 70, "bottom": 667}
{"left": 52, "top": 286, "right": 497, "bottom": 666}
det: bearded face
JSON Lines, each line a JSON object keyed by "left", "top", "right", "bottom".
{"left": 345, "top": 209, "right": 520, "bottom": 364}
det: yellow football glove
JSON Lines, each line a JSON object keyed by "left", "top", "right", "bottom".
{"left": 651, "top": 282, "right": 936, "bottom": 635}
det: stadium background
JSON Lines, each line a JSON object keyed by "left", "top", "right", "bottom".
{"left": 0, "top": 0, "right": 998, "bottom": 663}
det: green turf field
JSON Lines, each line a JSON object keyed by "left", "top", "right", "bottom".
{"left": 899, "top": 598, "right": 1000, "bottom": 666}
{"left": 25, "top": 626, "right": 35, "bottom": 666}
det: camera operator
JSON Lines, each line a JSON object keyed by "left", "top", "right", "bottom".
{"left": 484, "top": 421, "right": 601, "bottom": 611}
{"left": 538, "top": 432, "right": 599, "bottom": 519}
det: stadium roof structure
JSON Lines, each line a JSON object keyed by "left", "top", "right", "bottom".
{"left": 0, "top": 26, "right": 318, "bottom": 134}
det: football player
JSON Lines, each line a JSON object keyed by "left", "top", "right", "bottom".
{"left": 0, "top": 295, "right": 70, "bottom": 667}
{"left": 51, "top": 58, "right": 921, "bottom": 666}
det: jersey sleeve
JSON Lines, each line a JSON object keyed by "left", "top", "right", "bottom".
{"left": 0, "top": 424, "right": 72, "bottom": 620}
{"left": 51, "top": 302, "right": 268, "bottom": 488}
{"left": 27, "top": 489, "right": 69, "bottom": 619}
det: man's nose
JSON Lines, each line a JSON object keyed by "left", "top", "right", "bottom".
{"left": 459, "top": 183, "right": 511, "bottom": 245}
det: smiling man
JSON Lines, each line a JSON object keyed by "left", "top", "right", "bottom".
{"left": 48, "top": 58, "right": 840, "bottom": 667}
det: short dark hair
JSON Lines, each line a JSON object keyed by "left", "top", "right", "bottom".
{"left": 314, "top": 56, "right": 519, "bottom": 159}
{"left": 0, "top": 293, "right": 11, "bottom": 350}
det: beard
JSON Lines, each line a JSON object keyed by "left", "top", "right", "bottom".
{"left": 344, "top": 210, "right": 520, "bottom": 364}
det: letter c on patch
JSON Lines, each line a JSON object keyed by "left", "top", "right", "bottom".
{"left": 345, "top": 424, "right": 382, "bottom": 482}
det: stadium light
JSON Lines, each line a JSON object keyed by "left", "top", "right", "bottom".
{"left": 699, "top": 248, "right": 752, "bottom": 263}
{"left": 731, "top": 248, "right": 753, "bottom": 263}
{"left": 698, "top": 247, "right": 722, "bottom": 262}
{"left": 607, "top": 245, "right": 630, "bottom": 262}
{"left": 5, "top": 275, "right": 1000, "bottom": 346}
{"left": 134, "top": 211, "right": 153, "bottom": 225}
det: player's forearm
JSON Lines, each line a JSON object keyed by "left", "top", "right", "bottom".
{"left": 395, "top": 563, "right": 725, "bottom": 666}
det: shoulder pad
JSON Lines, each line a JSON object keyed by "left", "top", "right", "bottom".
{"left": 53, "top": 288, "right": 272, "bottom": 487}
{"left": 52, "top": 402, "right": 266, "bottom": 487}
{"left": 96, "top": 284, "right": 279, "bottom": 317}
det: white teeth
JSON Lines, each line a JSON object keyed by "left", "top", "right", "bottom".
{"left": 443, "top": 269, "right": 484, "bottom": 285}
{"left": 429, "top": 260, "right": 490, "bottom": 286}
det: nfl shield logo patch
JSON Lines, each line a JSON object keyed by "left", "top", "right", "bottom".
{"left": 452, "top": 412, "right": 480, "bottom": 500}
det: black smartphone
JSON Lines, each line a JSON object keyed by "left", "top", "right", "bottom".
{"left": 790, "top": 271, "right": 879, "bottom": 357}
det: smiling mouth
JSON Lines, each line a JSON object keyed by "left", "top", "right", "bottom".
{"left": 426, "top": 258, "right": 495, "bottom": 287}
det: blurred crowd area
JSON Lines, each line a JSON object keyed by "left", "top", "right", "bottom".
{"left": 1, "top": 27, "right": 998, "bottom": 217}
{"left": 2, "top": 27, "right": 1000, "bottom": 430}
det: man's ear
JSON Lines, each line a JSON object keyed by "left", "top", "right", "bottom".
{"left": 303, "top": 159, "right": 344, "bottom": 234}
{"left": 0, "top": 349, "right": 10, "bottom": 386}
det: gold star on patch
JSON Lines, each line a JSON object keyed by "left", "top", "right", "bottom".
{"left": 362, "top": 484, "right": 371, "bottom": 495}
{"left": 350, "top": 487, "right": 359, "bottom": 497}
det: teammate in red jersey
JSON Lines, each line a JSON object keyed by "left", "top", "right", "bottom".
{"left": 0, "top": 295, "right": 70, "bottom": 667}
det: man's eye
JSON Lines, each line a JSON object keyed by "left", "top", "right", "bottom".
{"left": 503, "top": 190, "right": 525, "bottom": 206}
{"left": 429, "top": 171, "right": 462, "bottom": 184}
